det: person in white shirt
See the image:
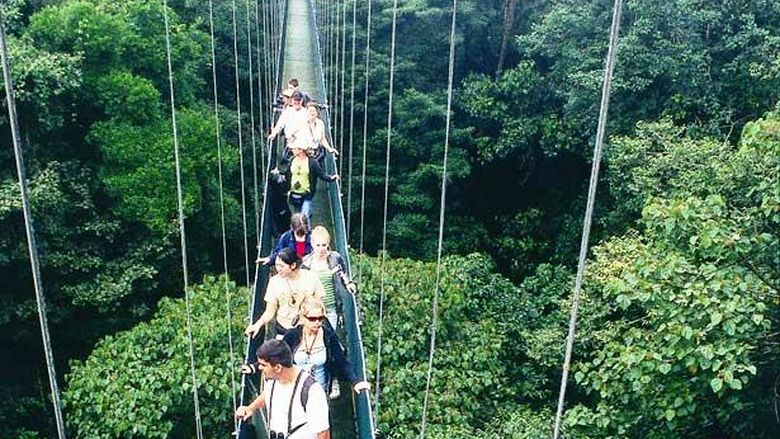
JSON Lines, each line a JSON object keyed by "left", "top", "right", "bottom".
{"left": 305, "top": 104, "right": 337, "bottom": 156}
{"left": 235, "top": 340, "right": 330, "bottom": 439}
{"left": 269, "top": 91, "right": 311, "bottom": 145}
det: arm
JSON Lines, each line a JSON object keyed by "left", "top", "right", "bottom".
{"left": 327, "top": 332, "right": 369, "bottom": 393}
{"left": 245, "top": 293, "right": 279, "bottom": 337}
{"left": 309, "top": 158, "right": 338, "bottom": 183}
{"left": 316, "top": 431, "right": 331, "bottom": 439}
{"left": 235, "top": 390, "right": 266, "bottom": 420}
{"left": 331, "top": 253, "right": 357, "bottom": 294}
{"left": 268, "top": 111, "right": 287, "bottom": 139}
{"left": 318, "top": 121, "right": 336, "bottom": 154}
{"left": 326, "top": 326, "right": 359, "bottom": 383}
{"left": 266, "top": 231, "right": 292, "bottom": 266}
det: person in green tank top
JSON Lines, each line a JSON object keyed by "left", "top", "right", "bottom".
{"left": 301, "top": 226, "right": 357, "bottom": 400}
{"left": 302, "top": 226, "right": 356, "bottom": 327}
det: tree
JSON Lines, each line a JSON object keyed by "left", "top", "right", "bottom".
{"left": 563, "top": 111, "right": 780, "bottom": 438}
{"left": 64, "top": 276, "right": 247, "bottom": 439}
{"left": 355, "top": 252, "right": 523, "bottom": 437}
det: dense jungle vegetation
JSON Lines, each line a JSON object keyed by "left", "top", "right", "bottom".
{"left": 1, "top": 0, "right": 778, "bottom": 437}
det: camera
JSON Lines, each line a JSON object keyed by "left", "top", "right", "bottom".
{"left": 269, "top": 431, "right": 285, "bottom": 439}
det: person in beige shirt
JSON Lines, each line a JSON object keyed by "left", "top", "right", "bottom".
{"left": 305, "top": 103, "right": 337, "bottom": 155}
{"left": 246, "top": 247, "right": 325, "bottom": 337}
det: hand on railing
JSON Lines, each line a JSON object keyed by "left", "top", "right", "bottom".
{"left": 245, "top": 322, "right": 264, "bottom": 338}
{"left": 353, "top": 381, "right": 370, "bottom": 393}
{"left": 240, "top": 363, "right": 257, "bottom": 375}
{"left": 235, "top": 406, "right": 255, "bottom": 421}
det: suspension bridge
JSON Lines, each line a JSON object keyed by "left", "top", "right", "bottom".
{"left": 1, "top": 0, "right": 627, "bottom": 437}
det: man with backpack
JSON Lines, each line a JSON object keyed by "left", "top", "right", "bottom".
{"left": 235, "top": 340, "right": 330, "bottom": 439}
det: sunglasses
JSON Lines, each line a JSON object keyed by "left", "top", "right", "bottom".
{"left": 304, "top": 315, "right": 325, "bottom": 322}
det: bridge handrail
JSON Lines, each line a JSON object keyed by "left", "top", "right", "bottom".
{"left": 308, "top": 1, "right": 377, "bottom": 438}
{"left": 238, "top": 1, "right": 289, "bottom": 438}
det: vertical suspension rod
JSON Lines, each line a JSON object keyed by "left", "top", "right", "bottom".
{"left": 0, "top": 16, "right": 67, "bottom": 439}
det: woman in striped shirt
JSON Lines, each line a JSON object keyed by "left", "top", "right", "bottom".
{"left": 302, "top": 226, "right": 357, "bottom": 330}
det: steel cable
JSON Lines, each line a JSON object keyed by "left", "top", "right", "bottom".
{"left": 0, "top": 16, "right": 67, "bottom": 439}
{"left": 419, "top": 0, "right": 458, "bottom": 437}
{"left": 162, "top": 2, "right": 204, "bottom": 436}
{"left": 373, "top": 0, "right": 400, "bottom": 423}
{"left": 551, "top": 0, "right": 625, "bottom": 437}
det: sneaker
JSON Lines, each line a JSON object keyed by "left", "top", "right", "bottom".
{"left": 329, "top": 380, "right": 341, "bottom": 400}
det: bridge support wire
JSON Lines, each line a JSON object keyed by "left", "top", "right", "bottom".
{"left": 162, "top": 1, "right": 204, "bottom": 437}
{"left": 245, "top": 0, "right": 261, "bottom": 246}
{"left": 346, "top": 0, "right": 357, "bottom": 240}
{"left": 231, "top": 0, "right": 252, "bottom": 288}
{"left": 419, "top": 1, "right": 458, "bottom": 437}
{"left": 551, "top": 0, "right": 624, "bottom": 437}
{"left": 0, "top": 15, "right": 67, "bottom": 439}
{"left": 358, "top": 0, "right": 372, "bottom": 259}
{"left": 374, "top": 0, "right": 400, "bottom": 425}
{"left": 206, "top": 0, "right": 240, "bottom": 430}
{"left": 338, "top": 0, "right": 347, "bottom": 178}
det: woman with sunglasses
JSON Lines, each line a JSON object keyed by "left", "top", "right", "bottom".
{"left": 283, "top": 296, "right": 370, "bottom": 400}
{"left": 302, "top": 226, "right": 357, "bottom": 329}
{"left": 245, "top": 247, "right": 325, "bottom": 338}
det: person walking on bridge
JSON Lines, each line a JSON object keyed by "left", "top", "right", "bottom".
{"left": 235, "top": 340, "right": 331, "bottom": 439}
{"left": 271, "top": 138, "right": 338, "bottom": 221}
{"left": 269, "top": 90, "right": 309, "bottom": 145}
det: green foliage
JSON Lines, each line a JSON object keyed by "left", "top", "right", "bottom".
{"left": 355, "top": 253, "right": 519, "bottom": 437}
{"left": 424, "top": 406, "right": 560, "bottom": 439}
{"left": 0, "top": 161, "right": 164, "bottom": 314}
{"left": 26, "top": 0, "right": 208, "bottom": 106}
{"left": 357, "top": 88, "right": 477, "bottom": 260}
{"left": 517, "top": 0, "right": 780, "bottom": 138}
{"left": 469, "top": 406, "right": 560, "bottom": 439}
{"left": 461, "top": 60, "right": 570, "bottom": 163}
{"left": 93, "top": 70, "right": 161, "bottom": 123}
{"left": 561, "top": 111, "right": 780, "bottom": 438}
{"left": 569, "top": 232, "right": 770, "bottom": 437}
{"left": 0, "top": 1, "right": 245, "bottom": 435}
{"left": 0, "top": 34, "right": 82, "bottom": 134}
{"left": 604, "top": 119, "right": 731, "bottom": 228}
{"left": 3, "top": 0, "right": 780, "bottom": 437}
{"left": 64, "top": 276, "right": 248, "bottom": 438}
{"left": 91, "top": 106, "right": 238, "bottom": 234}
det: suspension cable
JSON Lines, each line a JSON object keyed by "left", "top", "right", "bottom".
{"left": 253, "top": 0, "right": 266, "bottom": 190}
{"left": 231, "top": 0, "right": 251, "bottom": 288}
{"left": 552, "top": 0, "right": 624, "bottom": 437}
{"left": 419, "top": 1, "right": 458, "bottom": 437}
{"left": 273, "top": 0, "right": 284, "bottom": 104}
{"left": 161, "top": 2, "right": 204, "bottom": 437}
{"left": 346, "top": 0, "right": 357, "bottom": 240}
{"left": 338, "top": 0, "right": 347, "bottom": 177}
{"left": 255, "top": 0, "right": 273, "bottom": 129}
{"left": 261, "top": 0, "right": 273, "bottom": 120}
{"left": 270, "top": 0, "right": 277, "bottom": 79}
{"left": 326, "top": 0, "right": 332, "bottom": 103}
{"left": 206, "top": 0, "right": 239, "bottom": 427}
{"left": 245, "top": 0, "right": 260, "bottom": 245}
{"left": 331, "top": 1, "right": 339, "bottom": 160}
{"left": 358, "top": 0, "right": 372, "bottom": 255}
{"left": 0, "top": 17, "right": 67, "bottom": 439}
{"left": 374, "top": 0, "right": 399, "bottom": 423}
{"left": 331, "top": 1, "right": 337, "bottom": 106}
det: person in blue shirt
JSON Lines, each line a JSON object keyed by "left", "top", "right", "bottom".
{"left": 257, "top": 212, "right": 312, "bottom": 266}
